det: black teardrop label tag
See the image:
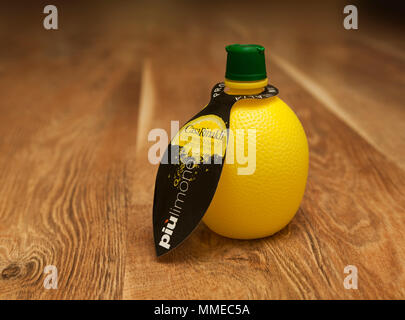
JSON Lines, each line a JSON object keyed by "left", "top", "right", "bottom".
{"left": 153, "top": 82, "right": 278, "bottom": 256}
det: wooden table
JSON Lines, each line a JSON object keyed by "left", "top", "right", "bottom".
{"left": 1, "top": 0, "right": 404, "bottom": 299}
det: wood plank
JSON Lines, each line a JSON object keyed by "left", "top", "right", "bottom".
{"left": 0, "top": 1, "right": 144, "bottom": 299}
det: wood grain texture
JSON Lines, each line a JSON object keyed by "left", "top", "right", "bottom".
{"left": 0, "top": 1, "right": 144, "bottom": 299}
{"left": 1, "top": 0, "right": 405, "bottom": 299}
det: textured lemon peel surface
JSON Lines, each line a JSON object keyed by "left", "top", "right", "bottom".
{"left": 203, "top": 96, "right": 309, "bottom": 239}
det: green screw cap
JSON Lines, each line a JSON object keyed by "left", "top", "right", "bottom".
{"left": 225, "top": 44, "right": 267, "bottom": 81}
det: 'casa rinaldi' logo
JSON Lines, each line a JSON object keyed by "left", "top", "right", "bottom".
{"left": 184, "top": 125, "right": 227, "bottom": 141}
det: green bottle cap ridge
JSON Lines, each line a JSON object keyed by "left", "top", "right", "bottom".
{"left": 225, "top": 44, "right": 267, "bottom": 81}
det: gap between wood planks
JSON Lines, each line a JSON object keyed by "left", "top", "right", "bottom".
{"left": 136, "top": 59, "right": 155, "bottom": 153}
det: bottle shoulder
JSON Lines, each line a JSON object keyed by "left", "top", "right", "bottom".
{"left": 231, "top": 96, "right": 286, "bottom": 110}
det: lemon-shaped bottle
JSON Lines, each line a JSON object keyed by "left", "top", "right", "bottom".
{"left": 203, "top": 44, "right": 309, "bottom": 239}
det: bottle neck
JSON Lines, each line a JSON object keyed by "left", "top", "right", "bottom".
{"left": 224, "top": 78, "right": 268, "bottom": 95}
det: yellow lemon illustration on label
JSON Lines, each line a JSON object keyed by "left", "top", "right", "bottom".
{"left": 172, "top": 115, "right": 227, "bottom": 163}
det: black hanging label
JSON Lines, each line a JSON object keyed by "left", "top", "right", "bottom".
{"left": 153, "top": 82, "right": 278, "bottom": 256}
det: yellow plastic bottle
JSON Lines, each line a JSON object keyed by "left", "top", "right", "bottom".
{"left": 202, "top": 44, "right": 309, "bottom": 239}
